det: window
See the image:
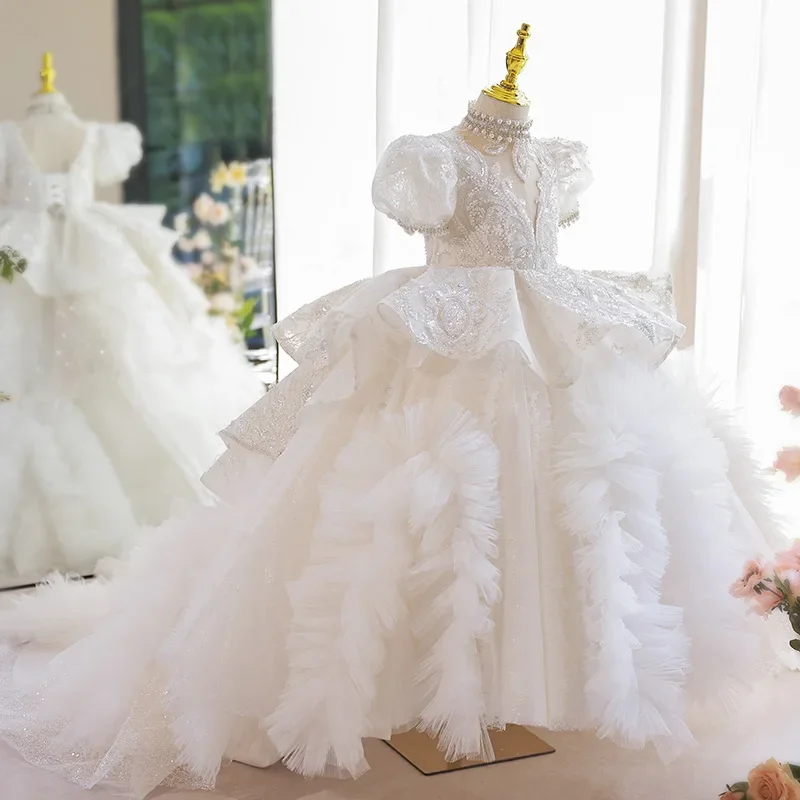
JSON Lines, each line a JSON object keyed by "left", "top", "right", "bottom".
{"left": 119, "top": 0, "right": 272, "bottom": 212}
{"left": 118, "top": 0, "right": 276, "bottom": 379}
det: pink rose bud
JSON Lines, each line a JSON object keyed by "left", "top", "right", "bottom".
{"left": 780, "top": 385, "right": 800, "bottom": 415}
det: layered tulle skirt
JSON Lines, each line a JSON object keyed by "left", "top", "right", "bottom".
{"left": 0, "top": 204, "right": 263, "bottom": 580}
{"left": 0, "top": 264, "right": 784, "bottom": 796}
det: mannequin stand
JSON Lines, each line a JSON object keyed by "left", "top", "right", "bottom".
{"left": 385, "top": 725, "right": 554, "bottom": 775}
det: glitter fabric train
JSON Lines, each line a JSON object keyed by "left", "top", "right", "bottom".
{"left": 0, "top": 107, "right": 785, "bottom": 798}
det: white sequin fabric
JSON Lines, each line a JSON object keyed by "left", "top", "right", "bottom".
{"left": 368, "top": 128, "right": 684, "bottom": 370}
{"left": 227, "top": 123, "right": 685, "bottom": 461}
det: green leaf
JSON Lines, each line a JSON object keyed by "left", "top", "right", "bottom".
{"left": 0, "top": 251, "right": 11, "bottom": 280}
{"left": 720, "top": 781, "right": 749, "bottom": 799}
{"left": 235, "top": 296, "right": 258, "bottom": 319}
{"left": 234, "top": 296, "right": 258, "bottom": 338}
{"left": 789, "top": 764, "right": 800, "bottom": 781}
{"left": 0, "top": 246, "right": 27, "bottom": 283}
{"left": 789, "top": 639, "right": 800, "bottom": 652}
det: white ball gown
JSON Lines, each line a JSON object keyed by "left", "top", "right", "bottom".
{"left": 0, "top": 111, "right": 785, "bottom": 797}
{"left": 0, "top": 120, "right": 263, "bottom": 582}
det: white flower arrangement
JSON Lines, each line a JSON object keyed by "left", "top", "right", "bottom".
{"left": 172, "top": 161, "right": 258, "bottom": 341}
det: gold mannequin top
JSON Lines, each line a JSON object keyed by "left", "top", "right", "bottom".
{"left": 39, "top": 52, "right": 57, "bottom": 94}
{"left": 483, "top": 24, "right": 531, "bottom": 107}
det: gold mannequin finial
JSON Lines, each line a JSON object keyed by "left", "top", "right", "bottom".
{"left": 39, "top": 52, "right": 56, "bottom": 95}
{"left": 483, "top": 23, "right": 531, "bottom": 106}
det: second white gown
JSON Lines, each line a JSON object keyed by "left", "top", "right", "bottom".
{"left": 0, "top": 120, "right": 264, "bottom": 582}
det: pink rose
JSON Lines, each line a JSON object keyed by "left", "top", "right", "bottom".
{"left": 730, "top": 558, "right": 770, "bottom": 599}
{"left": 774, "top": 448, "right": 800, "bottom": 481}
{"left": 752, "top": 587, "right": 784, "bottom": 616}
{"left": 747, "top": 759, "right": 800, "bottom": 800}
{"left": 780, "top": 385, "right": 800, "bottom": 415}
{"left": 776, "top": 544, "right": 800, "bottom": 595}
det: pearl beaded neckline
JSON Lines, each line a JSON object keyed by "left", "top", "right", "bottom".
{"left": 460, "top": 102, "right": 533, "bottom": 143}
{"left": 458, "top": 103, "right": 536, "bottom": 182}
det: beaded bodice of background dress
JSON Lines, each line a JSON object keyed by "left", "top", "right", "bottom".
{"left": 0, "top": 121, "right": 141, "bottom": 215}
{"left": 372, "top": 108, "right": 590, "bottom": 273}
{"left": 0, "top": 120, "right": 146, "bottom": 297}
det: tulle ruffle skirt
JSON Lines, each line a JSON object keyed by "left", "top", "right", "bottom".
{"left": 0, "top": 205, "right": 263, "bottom": 580}
{"left": 0, "top": 265, "right": 782, "bottom": 797}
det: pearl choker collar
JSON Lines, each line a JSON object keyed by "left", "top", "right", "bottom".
{"left": 460, "top": 102, "right": 533, "bottom": 143}
{"left": 459, "top": 103, "right": 535, "bottom": 182}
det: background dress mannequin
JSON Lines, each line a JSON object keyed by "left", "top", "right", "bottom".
{"left": 19, "top": 96, "right": 83, "bottom": 173}
{"left": 18, "top": 55, "right": 84, "bottom": 175}
{"left": 0, "top": 54, "right": 263, "bottom": 586}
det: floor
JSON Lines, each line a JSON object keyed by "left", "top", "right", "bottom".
{"left": 0, "top": 732, "right": 643, "bottom": 800}
{"left": 1, "top": 595, "right": 799, "bottom": 799}
{"left": 5, "top": 673, "right": 800, "bottom": 800}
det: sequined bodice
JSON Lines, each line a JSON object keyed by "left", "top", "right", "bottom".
{"left": 0, "top": 120, "right": 143, "bottom": 216}
{"left": 372, "top": 128, "right": 588, "bottom": 274}
{"left": 425, "top": 131, "right": 556, "bottom": 271}
{"left": 371, "top": 124, "right": 684, "bottom": 371}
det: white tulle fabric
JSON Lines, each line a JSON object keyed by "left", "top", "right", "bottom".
{"left": 0, "top": 121, "right": 263, "bottom": 581}
{"left": 0, "top": 126, "right": 786, "bottom": 797}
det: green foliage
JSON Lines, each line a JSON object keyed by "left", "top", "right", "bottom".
{"left": 140, "top": 0, "right": 270, "bottom": 216}
{"left": 725, "top": 781, "right": 749, "bottom": 795}
{"left": 234, "top": 295, "right": 259, "bottom": 339}
{"left": 0, "top": 246, "right": 28, "bottom": 283}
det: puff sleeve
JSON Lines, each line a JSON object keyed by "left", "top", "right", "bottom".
{"left": 543, "top": 138, "right": 593, "bottom": 228}
{"left": 93, "top": 122, "right": 143, "bottom": 186}
{"left": 372, "top": 134, "right": 458, "bottom": 236}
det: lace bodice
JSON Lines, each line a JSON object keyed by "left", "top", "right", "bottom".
{"left": 371, "top": 124, "right": 685, "bottom": 371}
{"left": 372, "top": 129, "right": 591, "bottom": 272}
{"left": 0, "top": 121, "right": 142, "bottom": 214}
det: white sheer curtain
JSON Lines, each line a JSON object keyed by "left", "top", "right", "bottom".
{"left": 695, "top": 0, "right": 800, "bottom": 468}
{"left": 273, "top": 0, "right": 668, "bottom": 352}
{"left": 650, "top": 0, "right": 708, "bottom": 346}
{"left": 271, "top": 0, "right": 800, "bottom": 505}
